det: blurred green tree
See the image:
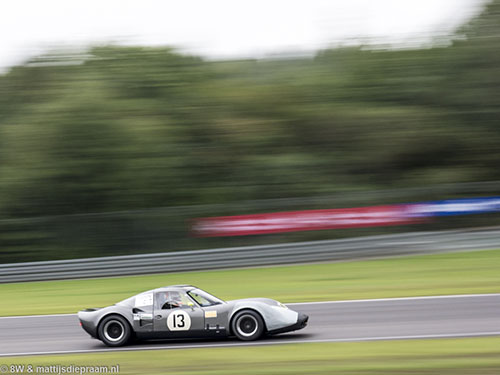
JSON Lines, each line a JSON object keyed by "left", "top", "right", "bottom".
{"left": 1, "top": 0, "right": 500, "bottom": 261}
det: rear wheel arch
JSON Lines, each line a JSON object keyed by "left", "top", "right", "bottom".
{"left": 97, "top": 313, "right": 133, "bottom": 346}
{"left": 97, "top": 313, "right": 131, "bottom": 332}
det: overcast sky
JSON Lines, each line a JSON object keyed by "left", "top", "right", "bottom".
{"left": 0, "top": 0, "right": 489, "bottom": 70}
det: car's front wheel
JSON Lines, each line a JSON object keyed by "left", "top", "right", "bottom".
{"left": 231, "top": 310, "right": 265, "bottom": 341}
{"left": 98, "top": 315, "right": 131, "bottom": 347}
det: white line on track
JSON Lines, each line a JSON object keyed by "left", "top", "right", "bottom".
{"left": 2, "top": 331, "right": 500, "bottom": 357}
{"left": 287, "top": 293, "right": 500, "bottom": 306}
{"left": 0, "top": 313, "right": 76, "bottom": 319}
{"left": 381, "top": 241, "right": 434, "bottom": 246}
{"left": 1, "top": 293, "right": 500, "bottom": 319}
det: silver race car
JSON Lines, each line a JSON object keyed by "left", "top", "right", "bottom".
{"left": 78, "top": 285, "right": 309, "bottom": 346}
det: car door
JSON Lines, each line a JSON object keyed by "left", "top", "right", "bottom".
{"left": 153, "top": 291, "right": 205, "bottom": 337}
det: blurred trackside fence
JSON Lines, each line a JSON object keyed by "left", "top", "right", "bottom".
{"left": 1, "top": 227, "right": 500, "bottom": 282}
{"left": 1, "top": 181, "right": 500, "bottom": 265}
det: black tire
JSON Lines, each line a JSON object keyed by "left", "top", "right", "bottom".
{"left": 98, "top": 315, "right": 131, "bottom": 347}
{"left": 231, "top": 310, "right": 265, "bottom": 341}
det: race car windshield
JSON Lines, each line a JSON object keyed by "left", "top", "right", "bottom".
{"left": 188, "top": 288, "right": 224, "bottom": 307}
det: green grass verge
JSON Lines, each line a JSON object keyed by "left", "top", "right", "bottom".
{"left": 1, "top": 249, "right": 500, "bottom": 316}
{"left": 2, "top": 338, "right": 500, "bottom": 374}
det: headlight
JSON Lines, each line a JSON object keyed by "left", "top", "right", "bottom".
{"left": 278, "top": 302, "right": 288, "bottom": 309}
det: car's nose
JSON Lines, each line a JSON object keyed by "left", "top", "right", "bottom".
{"left": 297, "top": 312, "right": 309, "bottom": 327}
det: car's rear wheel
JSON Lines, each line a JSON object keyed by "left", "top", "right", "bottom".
{"left": 231, "top": 310, "right": 265, "bottom": 341}
{"left": 98, "top": 315, "right": 131, "bottom": 347}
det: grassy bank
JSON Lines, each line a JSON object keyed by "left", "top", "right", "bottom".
{"left": 2, "top": 337, "right": 500, "bottom": 374}
{"left": 1, "top": 249, "right": 499, "bottom": 316}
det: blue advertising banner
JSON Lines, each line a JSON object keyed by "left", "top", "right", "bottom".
{"left": 409, "top": 197, "right": 500, "bottom": 217}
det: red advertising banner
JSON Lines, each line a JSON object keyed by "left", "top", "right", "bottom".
{"left": 192, "top": 205, "right": 418, "bottom": 237}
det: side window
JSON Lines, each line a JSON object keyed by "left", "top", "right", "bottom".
{"left": 155, "top": 291, "right": 194, "bottom": 310}
{"left": 134, "top": 292, "right": 153, "bottom": 309}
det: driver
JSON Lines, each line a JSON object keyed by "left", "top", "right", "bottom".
{"left": 160, "top": 291, "right": 184, "bottom": 310}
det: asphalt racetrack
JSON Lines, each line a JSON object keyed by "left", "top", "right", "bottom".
{"left": 1, "top": 294, "right": 500, "bottom": 357}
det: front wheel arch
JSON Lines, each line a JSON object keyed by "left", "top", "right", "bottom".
{"left": 230, "top": 309, "right": 266, "bottom": 341}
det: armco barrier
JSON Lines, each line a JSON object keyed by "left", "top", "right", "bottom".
{"left": 1, "top": 227, "right": 500, "bottom": 283}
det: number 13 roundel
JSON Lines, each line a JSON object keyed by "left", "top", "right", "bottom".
{"left": 167, "top": 310, "right": 192, "bottom": 331}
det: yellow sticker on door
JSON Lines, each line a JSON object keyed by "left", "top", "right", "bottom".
{"left": 204, "top": 311, "right": 217, "bottom": 318}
